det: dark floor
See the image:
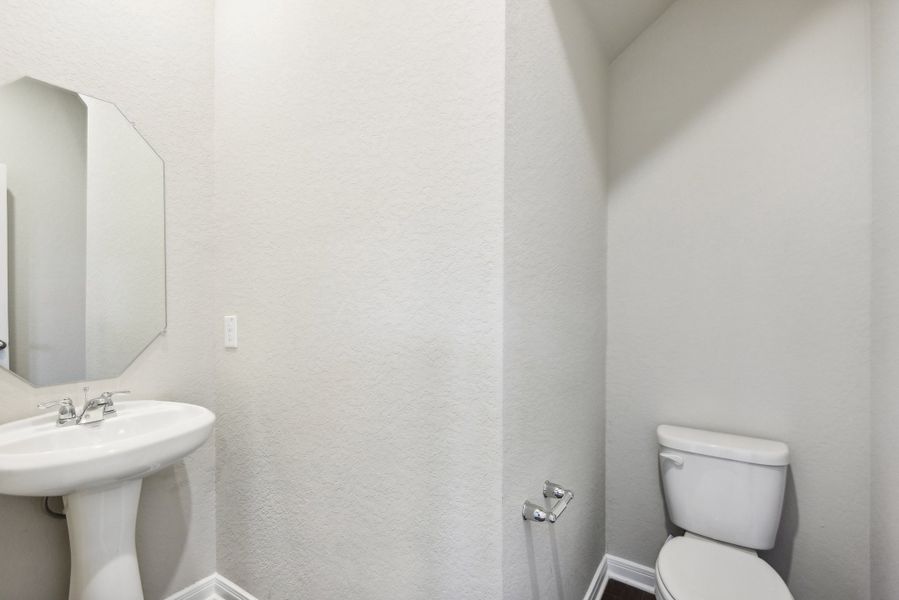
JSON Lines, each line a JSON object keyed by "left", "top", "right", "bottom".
{"left": 601, "top": 579, "right": 655, "bottom": 600}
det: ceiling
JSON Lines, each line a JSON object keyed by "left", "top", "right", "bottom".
{"left": 583, "top": 0, "right": 676, "bottom": 61}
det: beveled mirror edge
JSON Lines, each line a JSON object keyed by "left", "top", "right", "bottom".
{"left": 0, "top": 75, "right": 168, "bottom": 388}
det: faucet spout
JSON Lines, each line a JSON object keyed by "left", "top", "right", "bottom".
{"left": 77, "top": 390, "right": 130, "bottom": 425}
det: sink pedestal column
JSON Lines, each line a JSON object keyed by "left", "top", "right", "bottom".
{"left": 64, "top": 479, "right": 144, "bottom": 600}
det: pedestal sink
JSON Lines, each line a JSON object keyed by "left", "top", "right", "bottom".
{"left": 0, "top": 400, "right": 215, "bottom": 600}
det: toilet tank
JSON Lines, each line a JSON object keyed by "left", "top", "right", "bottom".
{"left": 657, "top": 425, "right": 790, "bottom": 550}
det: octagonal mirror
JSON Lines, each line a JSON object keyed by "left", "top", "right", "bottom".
{"left": 0, "top": 77, "right": 165, "bottom": 387}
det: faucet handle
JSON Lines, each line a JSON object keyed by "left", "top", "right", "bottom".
{"left": 37, "top": 397, "right": 74, "bottom": 410}
{"left": 37, "top": 397, "right": 77, "bottom": 426}
{"left": 100, "top": 390, "right": 130, "bottom": 416}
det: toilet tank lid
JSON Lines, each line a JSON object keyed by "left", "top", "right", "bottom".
{"left": 657, "top": 425, "right": 790, "bottom": 466}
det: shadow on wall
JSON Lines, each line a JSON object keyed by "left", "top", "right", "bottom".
{"left": 524, "top": 523, "right": 540, "bottom": 600}
{"left": 609, "top": 0, "right": 836, "bottom": 190}
{"left": 547, "top": 526, "right": 566, "bottom": 600}
{"left": 135, "top": 461, "right": 192, "bottom": 599}
{"left": 547, "top": 0, "right": 606, "bottom": 177}
{"left": 522, "top": 521, "right": 568, "bottom": 600}
{"left": 0, "top": 494, "right": 69, "bottom": 598}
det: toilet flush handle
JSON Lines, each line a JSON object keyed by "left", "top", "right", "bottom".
{"left": 660, "top": 451, "right": 684, "bottom": 467}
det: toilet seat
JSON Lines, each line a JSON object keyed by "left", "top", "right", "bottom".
{"left": 655, "top": 536, "right": 793, "bottom": 600}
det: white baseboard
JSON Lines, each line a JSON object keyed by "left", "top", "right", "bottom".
{"left": 583, "top": 554, "right": 656, "bottom": 599}
{"left": 167, "top": 556, "right": 653, "bottom": 600}
{"left": 606, "top": 555, "right": 656, "bottom": 594}
{"left": 163, "top": 573, "right": 258, "bottom": 600}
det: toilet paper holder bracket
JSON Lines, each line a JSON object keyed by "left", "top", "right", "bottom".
{"left": 522, "top": 480, "right": 574, "bottom": 523}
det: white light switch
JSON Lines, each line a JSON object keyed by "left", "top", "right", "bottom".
{"left": 224, "top": 316, "right": 238, "bottom": 348}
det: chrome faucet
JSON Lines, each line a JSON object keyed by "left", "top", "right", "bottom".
{"left": 78, "top": 390, "right": 129, "bottom": 424}
{"left": 38, "top": 390, "right": 130, "bottom": 426}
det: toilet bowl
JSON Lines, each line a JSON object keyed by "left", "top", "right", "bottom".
{"left": 654, "top": 535, "right": 793, "bottom": 600}
{"left": 655, "top": 425, "right": 794, "bottom": 600}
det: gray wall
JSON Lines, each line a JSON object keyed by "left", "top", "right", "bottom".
{"left": 606, "top": 1, "right": 871, "bottom": 599}
{"left": 871, "top": 0, "right": 899, "bottom": 597}
{"left": 0, "top": 1, "right": 216, "bottom": 598}
{"left": 213, "top": 0, "right": 504, "bottom": 597}
{"left": 0, "top": 78, "right": 87, "bottom": 385}
{"left": 503, "top": 0, "right": 607, "bottom": 598}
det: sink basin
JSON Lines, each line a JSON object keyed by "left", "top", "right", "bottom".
{"left": 0, "top": 400, "right": 214, "bottom": 496}
{"left": 0, "top": 400, "right": 215, "bottom": 600}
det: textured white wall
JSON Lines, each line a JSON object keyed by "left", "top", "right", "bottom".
{"left": 213, "top": 1, "right": 504, "bottom": 597}
{"left": 0, "top": 2, "right": 216, "bottom": 598}
{"left": 0, "top": 78, "right": 87, "bottom": 385}
{"left": 504, "top": 0, "right": 607, "bottom": 598}
{"left": 2, "top": 3, "right": 884, "bottom": 599}
{"left": 606, "top": 1, "right": 871, "bottom": 599}
{"left": 83, "top": 95, "right": 166, "bottom": 381}
{"left": 871, "top": 0, "right": 899, "bottom": 597}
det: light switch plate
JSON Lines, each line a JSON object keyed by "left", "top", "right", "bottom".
{"left": 224, "top": 316, "right": 238, "bottom": 348}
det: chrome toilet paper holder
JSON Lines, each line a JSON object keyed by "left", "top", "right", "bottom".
{"left": 522, "top": 480, "right": 574, "bottom": 523}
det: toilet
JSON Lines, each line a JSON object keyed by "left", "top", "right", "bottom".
{"left": 654, "top": 425, "right": 794, "bottom": 600}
